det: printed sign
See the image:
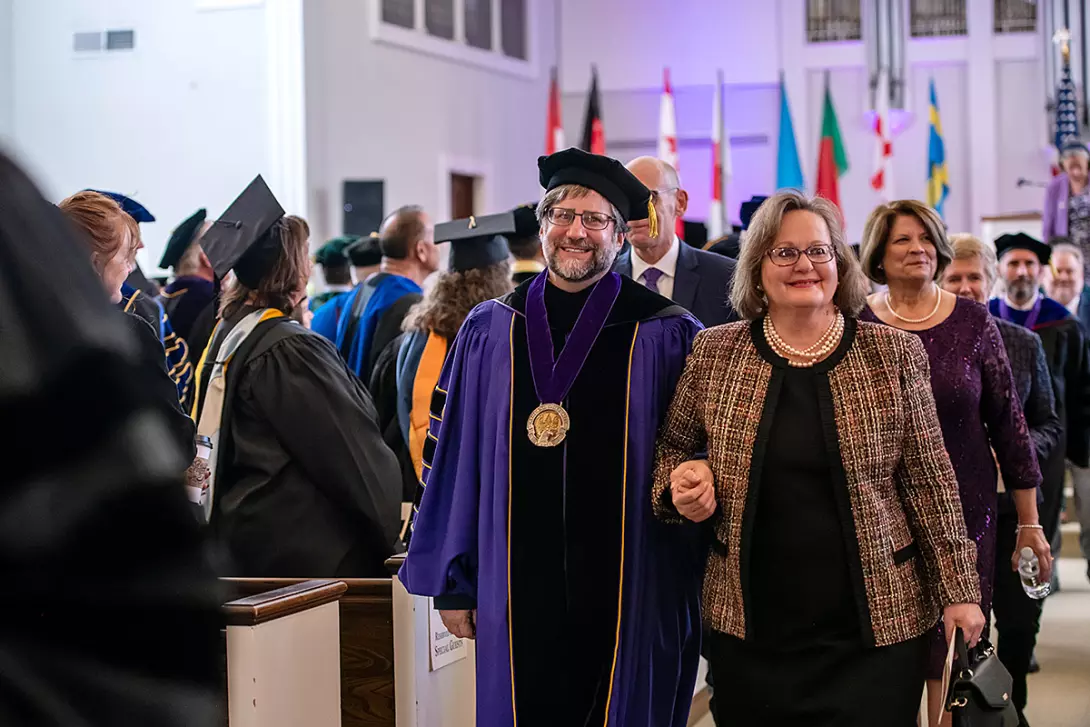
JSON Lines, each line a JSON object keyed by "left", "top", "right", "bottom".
{"left": 428, "top": 599, "right": 468, "bottom": 671}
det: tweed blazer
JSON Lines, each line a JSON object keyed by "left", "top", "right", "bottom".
{"left": 653, "top": 318, "right": 981, "bottom": 648}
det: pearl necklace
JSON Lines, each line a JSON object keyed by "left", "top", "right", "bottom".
{"left": 764, "top": 312, "right": 845, "bottom": 367}
{"left": 885, "top": 287, "right": 942, "bottom": 325}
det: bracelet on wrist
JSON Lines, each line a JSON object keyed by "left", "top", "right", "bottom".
{"left": 1017, "top": 523, "right": 1043, "bottom": 531}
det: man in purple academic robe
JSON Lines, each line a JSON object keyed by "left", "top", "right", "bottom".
{"left": 400, "top": 149, "right": 705, "bottom": 726}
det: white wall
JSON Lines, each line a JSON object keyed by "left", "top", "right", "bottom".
{"left": 7, "top": 0, "right": 276, "bottom": 270}
{"left": 559, "top": 0, "right": 781, "bottom": 93}
{"left": 558, "top": 0, "right": 1058, "bottom": 238}
{"left": 303, "top": 0, "right": 559, "bottom": 244}
{"left": 0, "top": 0, "right": 12, "bottom": 141}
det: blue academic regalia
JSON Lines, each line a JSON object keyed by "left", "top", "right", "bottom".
{"left": 120, "top": 282, "right": 193, "bottom": 406}
{"left": 400, "top": 273, "right": 705, "bottom": 727}
{"left": 335, "top": 274, "right": 422, "bottom": 378}
{"left": 310, "top": 291, "right": 351, "bottom": 343}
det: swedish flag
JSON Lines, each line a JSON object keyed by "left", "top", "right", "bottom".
{"left": 927, "top": 78, "right": 950, "bottom": 219}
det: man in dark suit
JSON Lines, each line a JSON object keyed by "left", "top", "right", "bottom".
{"left": 1048, "top": 241, "right": 1090, "bottom": 332}
{"left": 614, "top": 157, "right": 736, "bottom": 327}
{"left": 1046, "top": 240, "right": 1090, "bottom": 579}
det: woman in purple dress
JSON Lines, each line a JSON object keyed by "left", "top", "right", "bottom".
{"left": 859, "top": 200, "right": 1052, "bottom": 724}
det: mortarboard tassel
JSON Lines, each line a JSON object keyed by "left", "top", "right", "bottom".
{"left": 647, "top": 199, "right": 658, "bottom": 240}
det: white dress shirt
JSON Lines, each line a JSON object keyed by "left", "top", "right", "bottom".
{"left": 631, "top": 235, "right": 681, "bottom": 300}
{"left": 1066, "top": 293, "right": 1081, "bottom": 317}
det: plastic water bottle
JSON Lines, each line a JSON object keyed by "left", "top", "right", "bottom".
{"left": 1018, "top": 547, "right": 1051, "bottom": 599}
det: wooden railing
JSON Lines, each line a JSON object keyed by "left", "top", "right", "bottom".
{"left": 223, "top": 579, "right": 348, "bottom": 727}
{"left": 225, "top": 577, "right": 396, "bottom": 727}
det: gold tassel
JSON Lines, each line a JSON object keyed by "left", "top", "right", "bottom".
{"left": 647, "top": 199, "right": 659, "bottom": 240}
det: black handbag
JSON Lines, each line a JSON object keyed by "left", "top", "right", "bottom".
{"left": 944, "top": 628, "right": 1020, "bottom": 727}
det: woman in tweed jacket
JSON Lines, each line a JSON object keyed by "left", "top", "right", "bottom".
{"left": 652, "top": 191, "right": 983, "bottom": 726}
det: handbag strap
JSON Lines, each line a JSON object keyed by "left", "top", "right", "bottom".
{"left": 931, "top": 628, "right": 960, "bottom": 727}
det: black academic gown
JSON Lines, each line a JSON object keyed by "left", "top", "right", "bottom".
{"left": 194, "top": 307, "right": 403, "bottom": 577}
{"left": 369, "top": 332, "right": 419, "bottom": 504}
{"left": 122, "top": 311, "right": 196, "bottom": 462}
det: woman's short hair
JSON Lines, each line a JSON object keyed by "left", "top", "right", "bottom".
{"left": 58, "top": 190, "right": 137, "bottom": 277}
{"left": 221, "top": 215, "right": 311, "bottom": 317}
{"left": 402, "top": 259, "right": 514, "bottom": 340}
{"left": 948, "top": 233, "right": 998, "bottom": 288}
{"left": 860, "top": 200, "right": 953, "bottom": 285}
{"left": 730, "top": 190, "right": 870, "bottom": 320}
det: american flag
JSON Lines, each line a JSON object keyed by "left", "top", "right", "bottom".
{"left": 1055, "top": 52, "right": 1080, "bottom": 150}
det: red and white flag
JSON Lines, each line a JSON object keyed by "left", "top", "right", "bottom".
{"left": 546, "top": 67, "right": 564, "bottom": 155}
{"left": 709, "top": 70, "right": 729, "bottom": 240}
{"left": 870, "top": 68, "right": 894, "bottom": 202}
{"left": 657, "top": 68, "right": 685, "bottom": 237}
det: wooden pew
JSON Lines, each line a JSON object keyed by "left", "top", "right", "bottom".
{"left": 223, "top": 579, "right": 348, "bottom": 727}
{"left": 224, "top": 577, "right": 396, "bottom": 727}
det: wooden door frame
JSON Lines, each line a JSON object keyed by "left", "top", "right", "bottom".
{"left": 437, "top": 154, "right": 494, "bottom": 221}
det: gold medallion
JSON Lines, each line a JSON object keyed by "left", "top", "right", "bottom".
{"left": 526, "top": 402, "right": 570, "bottom": 447}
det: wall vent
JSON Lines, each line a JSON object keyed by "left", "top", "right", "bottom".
{"left": 73, "top": 29, "right": 136, "bottom": 54}
{"left": 106, "top": 30, "right": 135, "bottom": 51}
{"left": 73, "top": 32, "right": 103, "bottom": 52}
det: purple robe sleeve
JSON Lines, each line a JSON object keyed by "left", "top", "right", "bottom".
{"left": 1042, "top": 174, "right": 1066, "bottom": 241}
{"left": 651, "top": 330, "right": 710, "bottom": 524}
{"left": 980, "top": 317, "right": 1042, "bottom": 491}
{"left": 399, "top": 305, "right": 496, "bottom": 609}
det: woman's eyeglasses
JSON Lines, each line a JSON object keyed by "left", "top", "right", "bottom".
{"left": 766, "top": 245, "right": 835, "bottom": 266}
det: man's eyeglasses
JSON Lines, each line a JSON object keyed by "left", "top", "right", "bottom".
{"left": 766, "top": 244, "right": 835, "bottom": 266}
{"left": 650, "top": 187, "right": 679, "bottom": 203}
{"left": 545, "top": 207, "right": 616, "bottom": 231}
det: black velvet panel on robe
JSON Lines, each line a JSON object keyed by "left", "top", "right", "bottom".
{"left": 504, "top": 275, "right": 677, "bottom": 727}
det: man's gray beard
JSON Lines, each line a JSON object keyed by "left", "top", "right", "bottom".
{"left": 1008, "top": 277, "right": 1038, "bottom": 305}
{"left": 545, "top": 240, "right": 618, "bottom": 283}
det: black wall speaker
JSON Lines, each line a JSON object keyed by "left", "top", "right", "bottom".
{"left": 343, "top": 180, "right": 384, "bottom": 236}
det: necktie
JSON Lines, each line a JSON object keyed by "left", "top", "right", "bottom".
{"left": 642, "top": 267, "right": 664, "bottom": 293}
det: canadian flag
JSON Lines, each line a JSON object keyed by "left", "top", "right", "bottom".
{"left": 870, "top": 68, "right": 894, "bottom": 202}
{"left": 546, "top": 67, "right": 564, "bottom": 155}
{"left": 709, "top": 70, "right": 729, "bottom": 240}
{"left": 657, "top": 68, "right": 685, "bottom": 238}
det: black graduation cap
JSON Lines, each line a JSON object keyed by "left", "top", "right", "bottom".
{"left": 995, "top": 232, "right": 1051, "bottom": 265}
{"left": 199, "top": 175, "right": 285, "bottom": 288}
{"left": 682, "top": 220, "right": 707, "bottom": 249}
{"left": 538, "top": 148, "right": 656, "bottom": 230}
{"left": 346, "top": 233, "right": 383, "bottom": 267}
{"left": 90, "top": 190, "right": 155, "bottom": 223}
{"left": 510, "top": 203, "right": 540, "bottom": 239}
{"left": 739, "top": 196, "right": 768, "bottom": 230}
{"left": 434, "top": 212, "right": 515, "bottom": 272}
{"left": 159, "top": 208, "right": 207, "bottom": 270}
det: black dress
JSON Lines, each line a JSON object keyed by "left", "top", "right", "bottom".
{"left": 708, "top": 321, "right": 927, "bottom": 727}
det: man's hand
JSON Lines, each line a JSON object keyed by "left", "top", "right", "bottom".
{"left": 439, "top": 609, "right": 477, "bottom": 640}
{"left": 670, "top": 460, "right": 717, "bottom": 523}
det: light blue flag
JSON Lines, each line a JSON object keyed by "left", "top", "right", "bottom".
{"left": 776, "top": 76, "right": 805, "bottom": 191}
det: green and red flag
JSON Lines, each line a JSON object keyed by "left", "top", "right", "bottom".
{"left": 815, "top": 73, "right": 849, "bottom": 214}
